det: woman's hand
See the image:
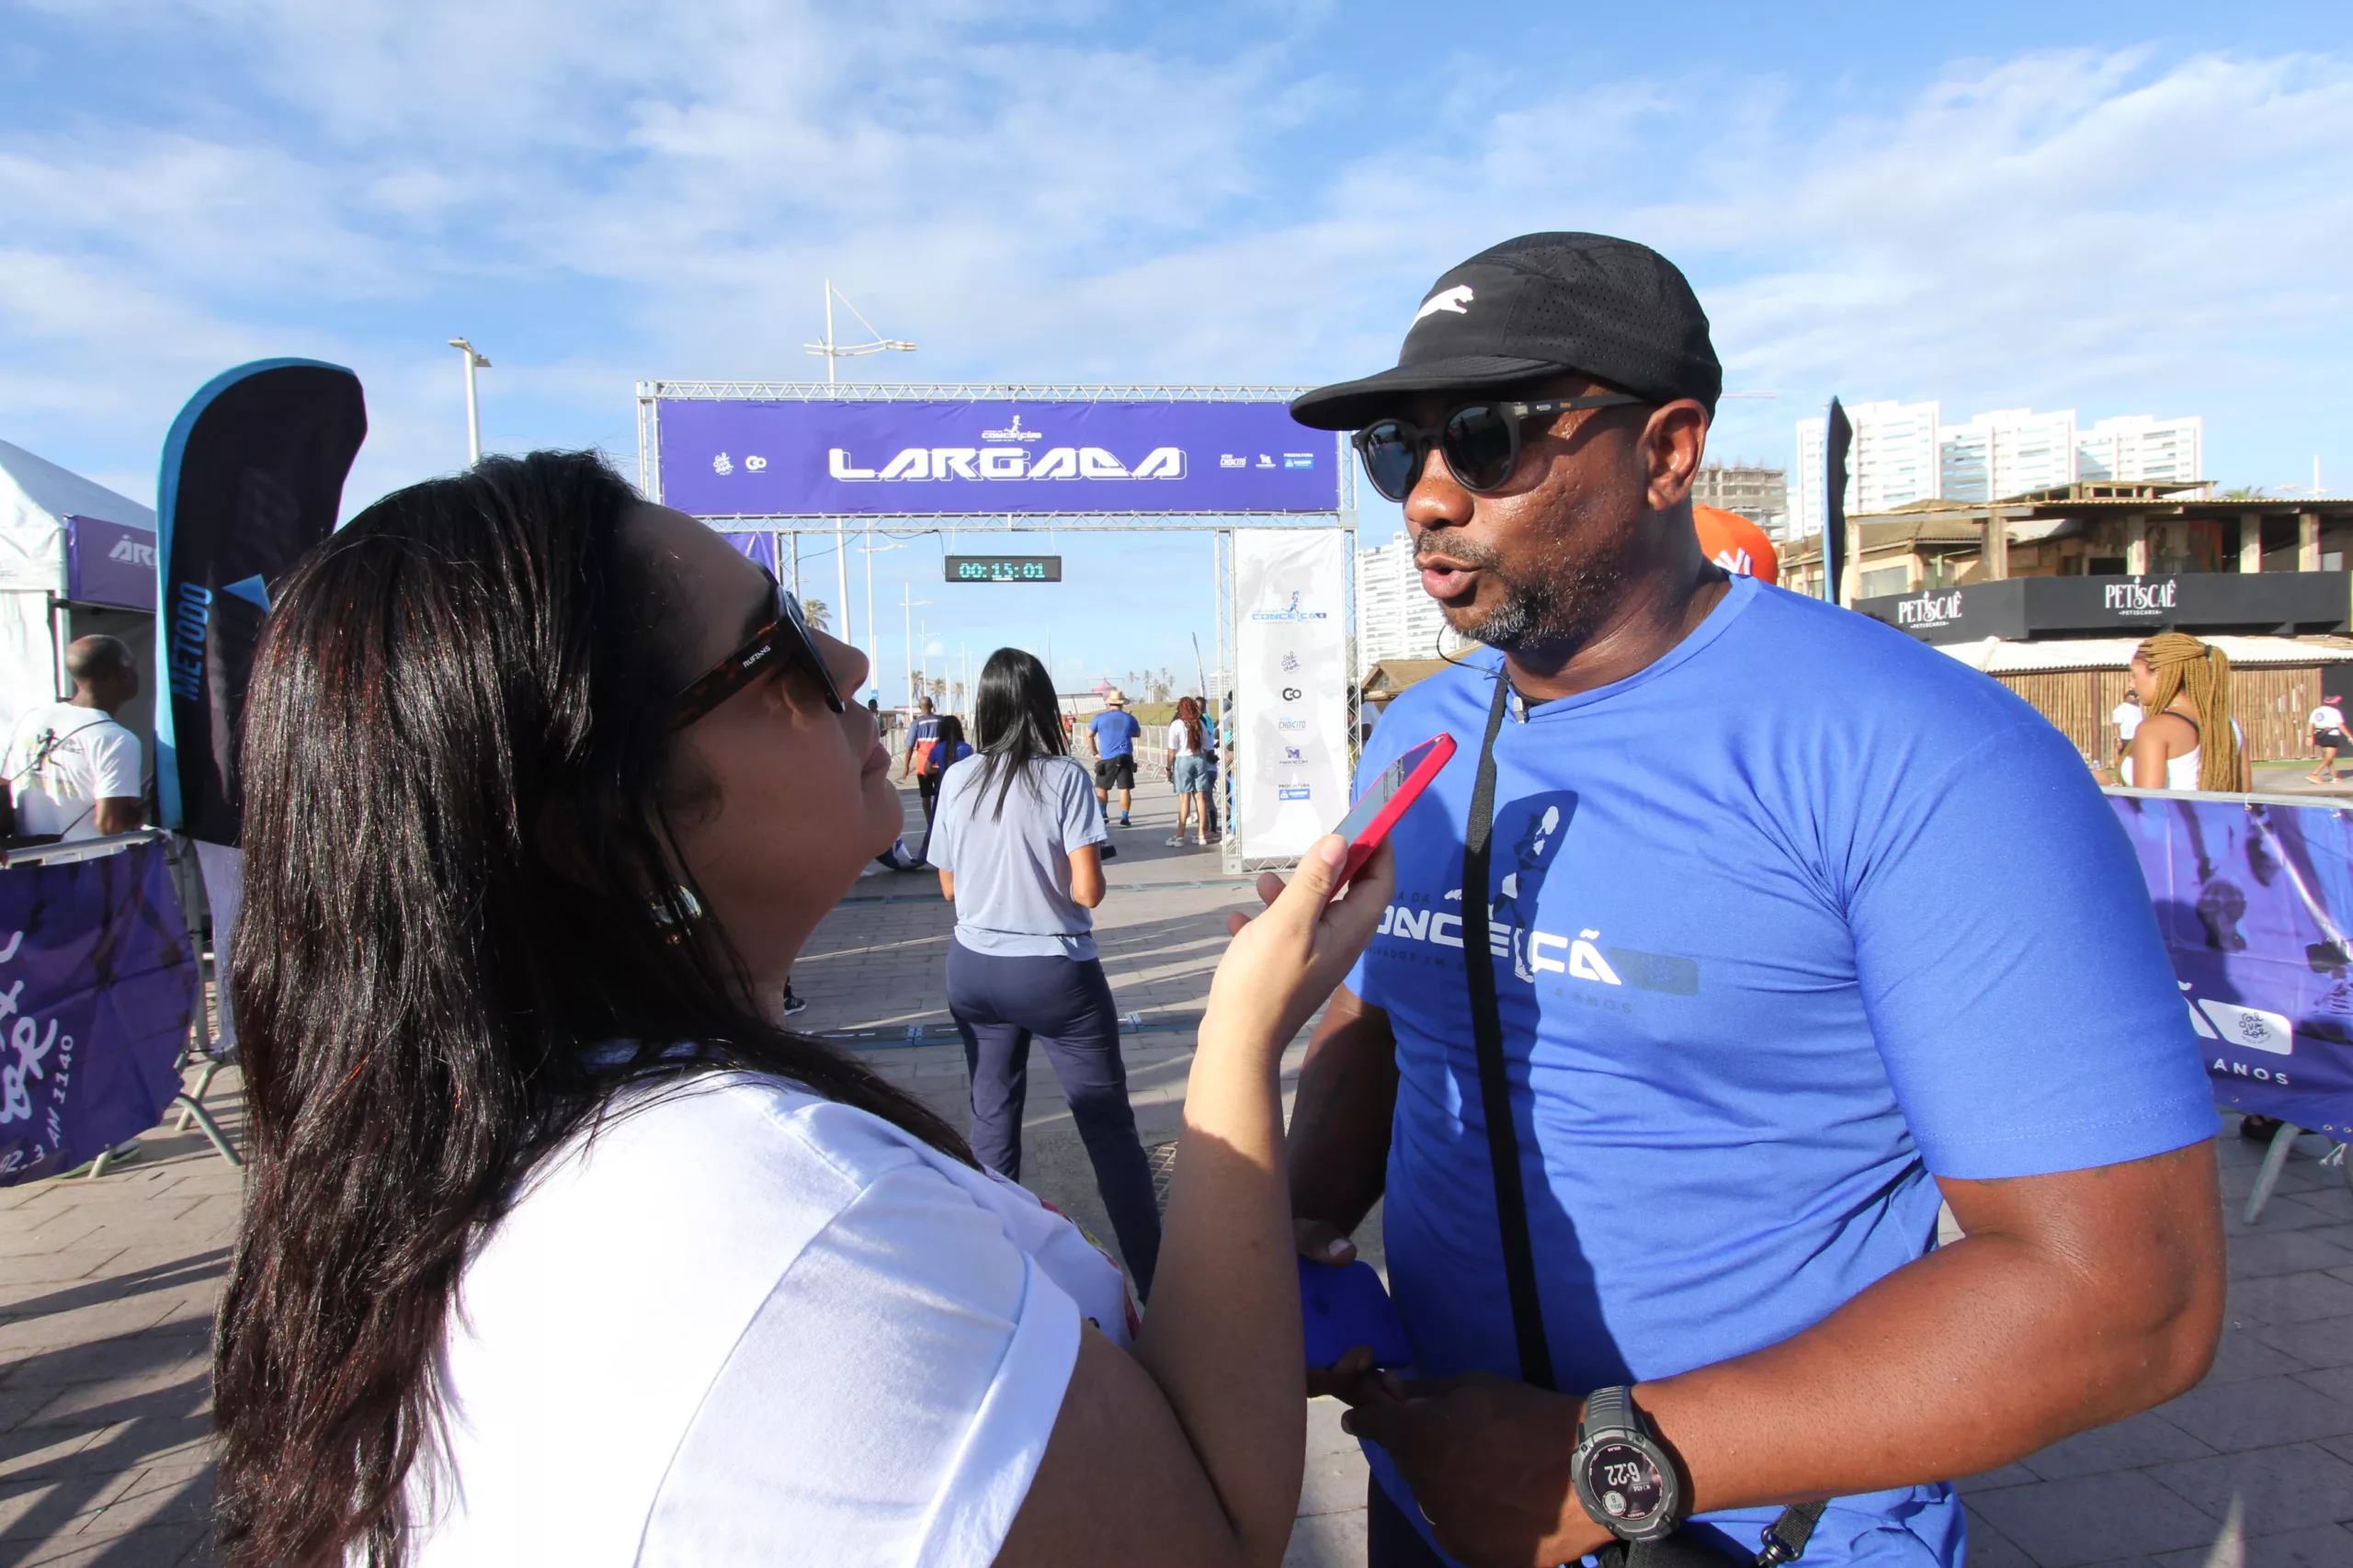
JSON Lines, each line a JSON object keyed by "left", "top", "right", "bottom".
{"left": 1205, "top": 835, "right": 1393, "bottom": 1056}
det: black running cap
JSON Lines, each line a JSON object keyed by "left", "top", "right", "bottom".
{"left": 1290, "top": 233, "right": 1722, "bottom": 430}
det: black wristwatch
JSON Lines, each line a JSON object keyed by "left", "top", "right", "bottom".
{"left": 1572, "top": 1385, "right": 1684, "bottom": 1543}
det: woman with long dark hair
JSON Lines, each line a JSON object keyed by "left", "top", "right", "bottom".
{"left": 926, "top": 648, "right": 1162, "bottom": 1293}
{"left": 1167, "top": 694, "right": 1211, "bottom": 848}
{"left": 210, "top": 453, "right": 1390, "bottom": 1567}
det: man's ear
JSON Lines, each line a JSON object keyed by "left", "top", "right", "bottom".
{"left": 1643, "top": 401, "right": 1709, "bottom": 511}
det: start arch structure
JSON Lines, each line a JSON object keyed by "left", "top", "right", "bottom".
{"left": 636, "top": 381, "right": 1361, "bottom": 870}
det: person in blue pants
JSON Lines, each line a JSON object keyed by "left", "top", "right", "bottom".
{"left": 928, "top": 649, "right": 1161, "bottom": 1296}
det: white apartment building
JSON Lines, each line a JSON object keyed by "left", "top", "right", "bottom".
{"left": 1795, "top": 400, "right": 1943, "bottom": 538}
{"left": 1795, "top": 403, "right": 2205, "bottom": 533}
{"left": 1355, "top": 534, "right": 1464, "bottom": 676}
{"left": 2077, "top": 415, "right": 2202, "bottom": 486}
{"left": 1939, "top": 407, "right": 2079, "bottom": 502}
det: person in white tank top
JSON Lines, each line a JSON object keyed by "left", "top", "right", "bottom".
{"left": 2124, "top": 632, "right": 2250, "bottom": 792}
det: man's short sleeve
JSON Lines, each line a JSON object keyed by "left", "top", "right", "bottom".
{"left": 85, "top": 725, "right": 140, "bottom": 799}
{"left": 641, "top": 1161, "right": 1083, "bottom": 1568}
{"left": 1847, "top": 721, "right": 2215, "bottom": 1180}
{"left": 1058, "top": 763, "right": 1107, "bottom": 852}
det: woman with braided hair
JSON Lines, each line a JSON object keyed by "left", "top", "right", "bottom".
{"left": 2126, "top": 631, "right": 2251, "bottom": 792}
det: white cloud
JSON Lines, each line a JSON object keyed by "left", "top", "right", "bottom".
{"left": 2, "top": 11, "right": 2348, "bottom": 533}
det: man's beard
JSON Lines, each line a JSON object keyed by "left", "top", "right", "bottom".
{"left": 1417, "top": 531, "right": 1633, "bottom": 652}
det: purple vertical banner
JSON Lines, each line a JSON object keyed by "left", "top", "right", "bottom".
{"left": 0, "top": 841, "right": 200, "bottom": 1184}
{"left": 2106, "top": 790, "right": 2353, "bottom": 1134}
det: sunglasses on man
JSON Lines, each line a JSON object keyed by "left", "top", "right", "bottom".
{"left": 670, "top": 574, "right": 844, "bottom": 730}
{"left": 1351, "top": 393, "right": 1649, "bottom": 503}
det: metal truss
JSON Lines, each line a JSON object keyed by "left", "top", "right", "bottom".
{"left": 637, "top": 381, "right": 1312, "bottom": 403}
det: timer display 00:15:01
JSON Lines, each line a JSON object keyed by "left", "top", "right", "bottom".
{"left": 943, "top": 555, "right": 1063, "bottom": 583}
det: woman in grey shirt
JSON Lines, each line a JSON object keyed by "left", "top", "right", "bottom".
{"left": 928, "top": 648, "right": 1161, "bottom": 1293}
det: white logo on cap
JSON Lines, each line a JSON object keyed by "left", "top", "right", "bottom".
{"left": 1414, "top": 285, "right": 1474, "bottom": 324}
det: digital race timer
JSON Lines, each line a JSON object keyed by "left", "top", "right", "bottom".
{"left": 944, "top": 555, "right": 1063, "bottom": 583}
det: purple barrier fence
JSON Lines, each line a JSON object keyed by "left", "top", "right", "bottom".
{"left": 2106, "top": 790, "right": 2353, "bottom": 1138}
{"left": 0, "top": 840, "right": 201, "bottom": 1184}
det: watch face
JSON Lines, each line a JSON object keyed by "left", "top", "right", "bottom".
{"left": 1586, "top": 1439, "right": 1666, "bottom": 1526}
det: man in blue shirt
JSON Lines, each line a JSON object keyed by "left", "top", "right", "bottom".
{"left": 1282, "top": 233, "right": 2222, "bottom": 1568}
{"left": 1087, "top": 689, "right": 1143, "bottom": 828}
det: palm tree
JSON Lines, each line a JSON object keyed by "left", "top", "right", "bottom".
{"left": 802, "top": 598, "right": 830, "bottom": 633}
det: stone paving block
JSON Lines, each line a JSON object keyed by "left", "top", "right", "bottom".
{"left": 2222, "top": 1271, "right": 2353, "bottom": 1324}
{"left": 1965, "top": 1470, "right": 2222, "bottom": 1566}
{"left": 2225, "top": 1229, "right": 2353, "bottom": 1280}
{"left": 2146, "top": 1440, "right": 2353, "bottom": 1531}
{"left": 2198, "top": 1324, "right": 2317, "bottom": 1384}
{"left": 17, "top": 1521, "right": 210, "bottom": 1566}
{"left": 1958, "top": 1506, "right": 2039, "bottom": 1568}
{"left": 2151, "top": 1520, "right": 2353, "bottom": 1567}
{"left": 2248, "top": 1312, "right": 2353, "bottom": 1369}
{"left": 2155, "top": 1373, "right": 2353, "bottom": 1453}
{"left": 2021, "top": 1409, "right": 2216, "bottom": 1482}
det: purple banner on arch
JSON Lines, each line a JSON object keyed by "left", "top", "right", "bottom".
{"left": 657, "top": 399, "right": 1339, "bottom": 517}
{"left": 2106, "top": 790, "right": 2353, "bottom": 1135}
{"left": 0, "top": 841, "right": 200, "bottom": 1185}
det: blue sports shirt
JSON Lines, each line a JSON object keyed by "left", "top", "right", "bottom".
{"left": 1344, "top": 575, "right": 2213, "bottom": 1566}
{"left": 1089, "top": 709, "right": 1142, "bottom": 758}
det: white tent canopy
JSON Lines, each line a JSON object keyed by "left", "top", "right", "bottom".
{"left": 0, "top": 437, "right": 154, "bottom": 592}
{"left": 0, "top": 438, "right": 156, "bottom": 731}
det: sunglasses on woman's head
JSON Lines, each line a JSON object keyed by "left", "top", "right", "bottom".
{"left": 1351, "top": 392, "right": 1649, "bottom": 503}
{"left": 670, "top": 577, "right": 844, "bottom": 730}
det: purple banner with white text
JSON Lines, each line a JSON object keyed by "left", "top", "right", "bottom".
{"left": 2107, "top": 790, "right": 2353, "bottom": 1135}
{"left": 656, "top": 398, "right": 1338, "bottom": 517}
{"left": 65, "top": 516, "right": 158, "bottom": 611}
{"left": 0, "top": 841, "right": 200, "bottom": 1184}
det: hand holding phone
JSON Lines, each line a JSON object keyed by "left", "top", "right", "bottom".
{"left": 1331, "top": 734, "right": 1457, "bottom": 891}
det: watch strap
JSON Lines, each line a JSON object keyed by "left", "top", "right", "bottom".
{"left": 1582, "top": 1383, "right": 1642, "bottom": 1441}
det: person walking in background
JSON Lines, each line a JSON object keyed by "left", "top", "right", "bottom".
{"left": 2307, "top": 691, "right": 2345, "bottom": 784}
{"left": 1086, "top": 688, "right": 1142, "bottom": 828}
{"left": 3, "top": 634, "right": 143, "bottom": 845}
{"left": 914, "top": 713, "right": 972, "bottom": 862}
{"left": 929, "top": 650, "right": 1163, "bottom": 1295}
{"left": 1166, "top": 695, "right": 1212, "bottom": 848}
{"left": 2127, "top": 631, "right": 2249, "bottom": 792}
{"left": 900, "top": 693, "right": 942, "bottom": 812}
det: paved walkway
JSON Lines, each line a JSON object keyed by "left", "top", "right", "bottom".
{"left": 3, "top": 781, "right": 2351, "bottom": 1565}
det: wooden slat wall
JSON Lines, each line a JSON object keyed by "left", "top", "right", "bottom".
{"left": 1995, "top": 665, "right": 2342, "bottom": 763}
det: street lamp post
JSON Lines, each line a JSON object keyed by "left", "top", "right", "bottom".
{"left": 804, "top": 282, "right": 914, "bottom": 676}
{"left": 902, "top": 586, "right": 932, "bottom": 709}
{"left": 447, "top": 338, "right": 491, "bottom": 464}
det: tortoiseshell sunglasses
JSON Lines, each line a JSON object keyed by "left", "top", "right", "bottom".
{"left": 669, "top": 576, "right": 844, "bottom": 730}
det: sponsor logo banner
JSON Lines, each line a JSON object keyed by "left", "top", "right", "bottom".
{"left": 2108, "top": 790, "right": 2353, "bottom": 1133}
{"left": 0, "top": 843, "right": 199, "bottom": 1186}
{"left": 658, "top": 399, "right": 1337, "bottom": 517}
{"left": 1233, "top": 530, "right": 1350, "bottom": 858}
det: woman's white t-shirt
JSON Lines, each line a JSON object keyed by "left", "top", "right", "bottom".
{"left": 1166, "top": 721, "right": 1201, "bottom": 757}
{"left": 407, "top": 1073, "right": 1134, "bottom": 1566}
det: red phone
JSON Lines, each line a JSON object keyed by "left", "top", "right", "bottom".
{"left": 1333, "top": 733, "right": 1457, "bottom": 888}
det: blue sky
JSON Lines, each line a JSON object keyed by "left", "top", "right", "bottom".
{"left": 6, "top": 1, "right": 2350, "bottom": 696}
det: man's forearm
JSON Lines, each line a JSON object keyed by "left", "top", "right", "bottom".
{"left": 1285, "top": 987, "right": 1398, "bottom": 1235}
{"left": 1354, "top": 1142, "right": 2227, "bottom": 1568}
{"left": 1640, "top": 1143, "right": 2223, "bottom": 1519}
